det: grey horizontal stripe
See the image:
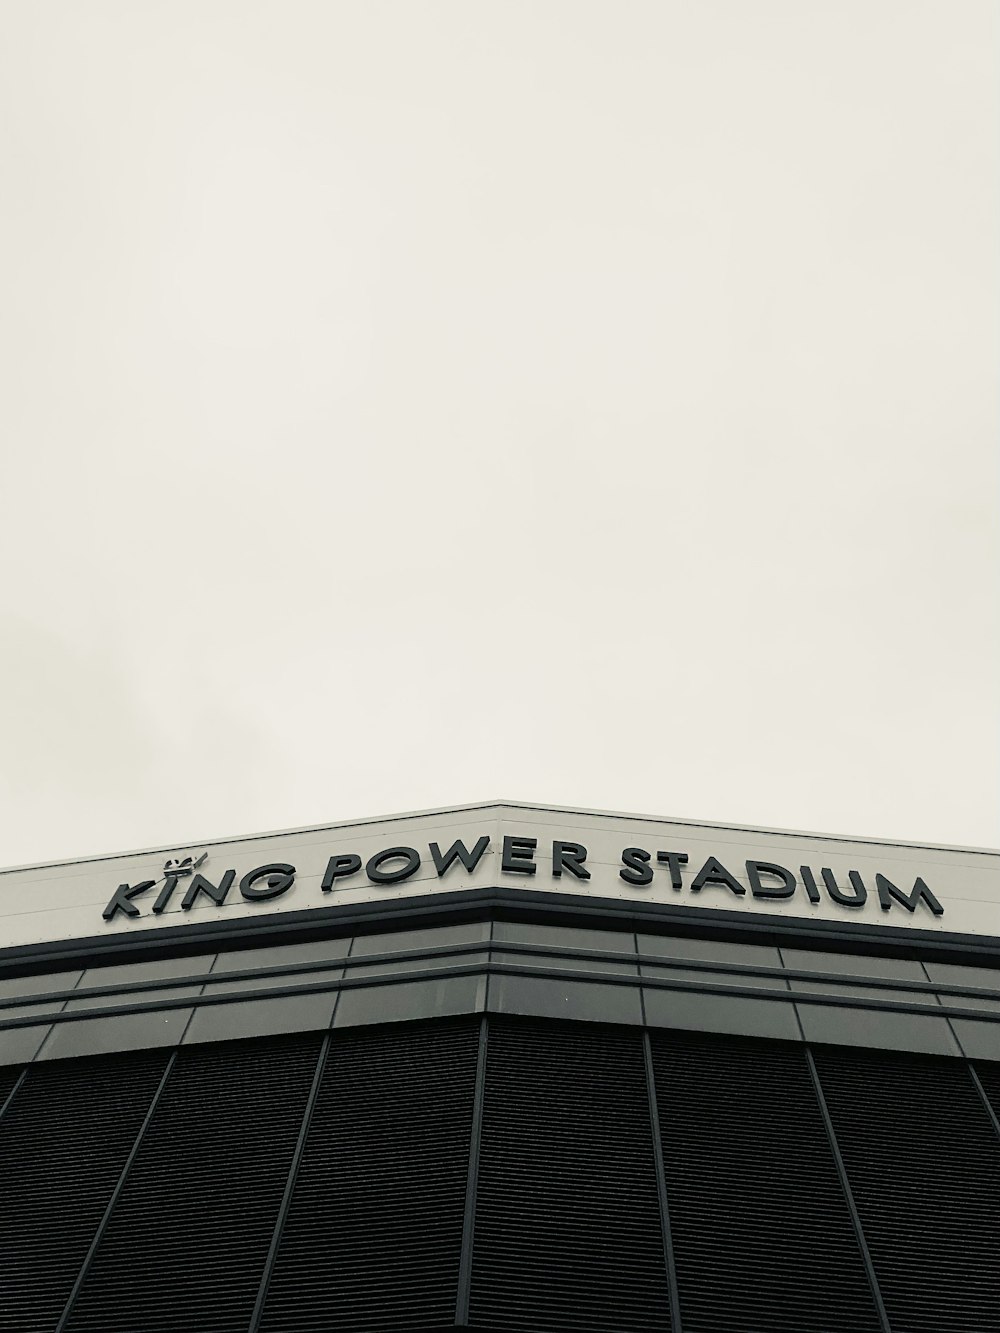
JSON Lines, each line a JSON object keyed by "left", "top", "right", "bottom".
{"left": 0, "top": 958, "right": 992, "bottom": 1031}
{"left": 1, "top": 940, "right": 998, "bottom": 1009}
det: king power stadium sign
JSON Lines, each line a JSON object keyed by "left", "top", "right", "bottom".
{"left": 102, "top": 832, "right": 945, "bottom": 924}
{"left": 7, "top": 805, "right": 994, "bottom": 953}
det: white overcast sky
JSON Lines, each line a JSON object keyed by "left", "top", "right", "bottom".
{"left": 0, "top": 1, "right": 997, "bottom": 867}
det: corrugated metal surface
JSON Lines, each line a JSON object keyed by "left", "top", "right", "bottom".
{"left": 5, "top": 1009, "right": 1000, "bottom": 1332}
{"left": 814, "top": 1045, "right": 1000, "bottom": 1333}
{"left": 469, "top": 1016, "right": 671, "bottom": 1332}
{"left": 259, "top": 1017, "right": 479, "bottom": 1333}
{"left": 0, "top": 1050, "right": 166, "bottom": 1333}
{"left": 651, "top": 1030, "right": 882, "bottom": 1332}
{"left": 64, "top": 1034, "right": 320, "bottom": 1333}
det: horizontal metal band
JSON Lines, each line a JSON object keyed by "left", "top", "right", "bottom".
{"left": 3, "top": 887, "right": 999, "bottom": 975}
{"left": 0, "top": 956, "right": 993, "bottom": 1032}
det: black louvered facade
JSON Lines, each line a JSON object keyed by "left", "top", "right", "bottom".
{"left": 2, "top": 808, "right": 1000, "bottom": 1332}
{"left": 649, "top": 1030, "right": 884, "bottom": 1333}
{"left": 260, "top": 1019, "right": 480, "bottom": 1333}
{"left": 4, "top": 1008, "right": 1000, "bottom": 1330}
{"left": 64, "top": 1035, "right": 321, "bottom": 1333}
{"left": 471, "top": 1019, "right": 671, "bottom": 1331}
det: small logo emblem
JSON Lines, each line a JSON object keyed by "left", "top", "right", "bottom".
{"left": 163, "top": 852, "right": 207, "bottom": 879}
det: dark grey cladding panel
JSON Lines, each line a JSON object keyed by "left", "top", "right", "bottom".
{"left": 781, "top": 948, "right": 927, "bottom": 981}
{"left": 925, "top": 960, "right": 1000, "bottom": 1015}
{"left": 348, "top": 952, "right": 490, "bottom": 979}
{"left": 39, "top": 1004, "right": 196, "bottom": 1060}
{"left": 333, "top": 974, "right": 486, "bottom": 1028}
{"left": 952, "top": 1019, "right": 1000, "bottom": 1061}
{"left": 795, "top": 1003, "right": 961, "bottom": 1057}
{"left": 184, "top": 992, "right": 338, "bottom": 1044}
{"left": 0, "top": 968, "right": 83, "bottom": 1000}
{"left": 493, "top": 948, "right": 636, "bottom": 977}
{"left": 349, "top": 921, "right": 490, "bottom": 957}
{"left": 640, "top": 960, "right": 787, "bottom": 990}
{"left": 68, "top": 982, "right": 204, "bottom": 1011}
{"left": 0, "top": 969, "right": 83, "bottom": 1063}
{"left": 494, "top": 920, "right": 636, "bottom": 954}
{"left": 638, "top": 933, "right": 782, "bottom": 969}
{"left": 643, "top": 985, "right": 801, "bottom": 1042}
{"left": 0, "top": 1023, "right": 52, "bottom": 1065}
{"left": 75, "top": 955, "right": 215, "bottom": 989}
{"left": 209, "top": 937, "right": 351, "bottom": 973}
{"left": 487, "top": 973, "right": 643, "bottom": 1026}
{"left": 38, "top": 956, "right": 212, "bottom": 1060}
{"left": 926, "top": 960, "right": 1000, "bottom": 990}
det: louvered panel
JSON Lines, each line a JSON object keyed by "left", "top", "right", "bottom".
{"left": 650, "top": 1030, "right": 881, "bottom": 1332}
{"left": 469, "top": 1017, "right": 670, "bottom": 1332}
{"left": 259, "top": 1017, "right": 479, "bottom": 1333}
{"left": 814, "top": 1044, "right": 1000, "bottom": 1332}
{"left": 0, "top": 1050, "right": 166, "bottom": 1333}
{"left": 64, "top": 1033, "right": 320, "bottom": 1333}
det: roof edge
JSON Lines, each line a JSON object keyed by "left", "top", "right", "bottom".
{"left": 3, "top": 798, "right": 998, "bottom": 877}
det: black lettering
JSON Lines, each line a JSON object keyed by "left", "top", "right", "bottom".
{"left": 502, "top": 836, "right": 537, "bottom": 875}
{"left": 876, "top": 873, "right": 944, "bottom": 917}
{"left": 620, "top": 847, "right": 653, "bottom": 886}
{"left": 321, "top": 854, "right": 362, "bottom": 892}
{"left": 553, "top": 841, "right": 590, "bottom": 879}
{"left": 690, "top": 856, "right": 745, "bottom": 896}
{"left": 430, "top": 836, "right": 490, "bottom": 877}
{"left": 181, "top": 870, "right": 235, "bottom": 911}
{"left": 656, "top": 851, "right": 688, "bottom": 890}
{"left": 746, "top": 860, "right": 796, "bottom": 900}
{"left": 152, "top": 875, "right": 178, "bottom": 915}
{"left": 366, "top": 846, "right": 421, "bottom": 884}
{"left": 102, "top": 880, "right": 156, "bottom": 921}
{"left": 821, "top": 867, "right": 867, "bottom": 908}
{"left": 240, "top": 863, "right": 296, "bottom": 902}
{"left": 800, "top": 865, "right": 822, "bottom": 904}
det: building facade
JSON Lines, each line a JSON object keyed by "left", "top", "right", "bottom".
{"left": 2, "top": 801, "right": 1000, "bottom": 1332}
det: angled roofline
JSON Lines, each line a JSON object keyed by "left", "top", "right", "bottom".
{"left": 2, "top": 798, "right": 998, "bottom": 877}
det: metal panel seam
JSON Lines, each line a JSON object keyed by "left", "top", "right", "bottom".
{"left": 53, "top": 1048, "right": 177, "bottom": 1333}
{"left": 455, "top": 1013, "right": 489, "bottom": 1325}
{"left": 642, "top": 1030, "right": 683, "bottom": 1333}
{"left": 966, "top": 1062, "right": 1000, "bottom": 1143}
{"left": 778, "top": 947, "right": 808, "bottom": 1042}
{"left": 0, "top": 1067, "right": 27, "bottom": 1122}
{"left": 805, "top": 1046, "right": 891, "bottom": 1333}
{"left": 246, "top": 1032, "right": 331, "bottom": 1333}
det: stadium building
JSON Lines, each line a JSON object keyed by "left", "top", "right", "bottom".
{"left": 1, "top": 800, "right": 1000, "bottom": 1333}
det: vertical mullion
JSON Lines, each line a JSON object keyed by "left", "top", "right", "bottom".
{"left": 247, "top": 1031, "right": 331, "bottom": 1333}
{"left": 967, "top": 1062, "right": 1000, "bottom": 1141}
{"left": 54, "top": 1049, "right": 177, "bottom": 1333}
{"left": 642, "top": 1030, "right": 683, "bottom": 1333}
{"left": 805, "top": 1046, "right": 892, "bottom": 1333}
{"left": 0, "top": 1067, "right": 27, "bottom": 1123}
{"left": 455, "top": 1014, "right": 489, "bottom": 1327}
